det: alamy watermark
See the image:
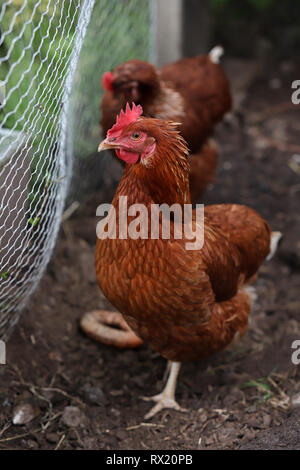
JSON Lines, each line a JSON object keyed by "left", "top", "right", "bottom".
{"left": 291, "top": 80, "right": 300, "bottom": 104}
{"left": 0, "top": 340, "right": 6, "bottom": 365}
{"left": 96, "top": 197, "right": 204, "bottom": 250}
{"left": 0, "top": 81, "right": 5, "bottom": 107}
{"left": 291, "top": 340, "right": 300, "bottom": 365}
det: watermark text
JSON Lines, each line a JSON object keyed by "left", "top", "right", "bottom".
{"left": 96, "top": 197, "right": 204, "bottom": 250}
{"left": 291, "top": 80, "right": 300, "bottom": 104}
{"left": 0, "top": 340, "right": 6, "bottom": 365}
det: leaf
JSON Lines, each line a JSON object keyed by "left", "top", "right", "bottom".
{"left": 28, "top": 217, "right": 40, "bottom": 227}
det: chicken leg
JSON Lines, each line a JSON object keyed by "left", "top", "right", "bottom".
{"left": 142, "top": 361, "right": 186, "bottom": 420}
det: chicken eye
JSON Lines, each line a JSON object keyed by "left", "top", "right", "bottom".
{"left": 131, "top": 132, "right": 141, "bottom": 140}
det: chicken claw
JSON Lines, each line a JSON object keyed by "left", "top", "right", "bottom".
{"left": 80, "top": 310, "right": 143, "bottom": 349}
{"left": 142, "top": 394, "right": 187, "bottom": 420}
{"left": 142, "top": 362, "right": 187, "bottom": 419}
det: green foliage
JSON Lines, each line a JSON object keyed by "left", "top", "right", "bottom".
{"left": 241, "top": 369, "right": 278, "bottom": 403}
{"left": 1, "top": 0, "right": 152, "bottom": 206}
{"left": 28, "top": 216, "right": 40, "bottom": 227}
{"left": 72, "top": 0, "right": 152, "bottom": 160}
{"left": 242, "top": 378, "right": 273, "bottom": 402}
{"left": 0, "top": 0, "right": 79, "bottom": 131}
{"left": 0, "top": 1, "right": 80, "bottom": 215}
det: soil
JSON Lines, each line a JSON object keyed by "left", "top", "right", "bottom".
{"left": 0, "top": 59, "right": 300, "bottom": 450}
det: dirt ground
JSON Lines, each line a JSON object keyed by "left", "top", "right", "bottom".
{"left": 0, "top": 59, "right": 300, "bottom": 450}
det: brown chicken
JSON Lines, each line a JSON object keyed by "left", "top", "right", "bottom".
{"left": 81, "top": 104, "right": 281, "bottom": 419}
{"left": 100, "top": 46, "right": 231, "bottom": 201}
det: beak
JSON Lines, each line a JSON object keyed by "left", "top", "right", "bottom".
{"left": 98, "top": 138, "right": 118, "bottom": 152}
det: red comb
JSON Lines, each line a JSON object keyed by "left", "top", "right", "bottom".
{"left": 107, "top": 102, "right": 143, "bottom": 139}
{"left": 102, "top": 71, "right": 114, "bottom": 91}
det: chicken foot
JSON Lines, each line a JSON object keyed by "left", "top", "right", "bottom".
{"left": 142, "top": 361, "right": 187, "bottom": 420}
{"left": 80, "top": 310, "right": 143, "bottom": 349}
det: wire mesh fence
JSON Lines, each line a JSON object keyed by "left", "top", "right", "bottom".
{"left": 0, "top": 0, "right": 153, "bottom": 341}
{"left": 68, "top": 0, "right": 153, "bottom": 202}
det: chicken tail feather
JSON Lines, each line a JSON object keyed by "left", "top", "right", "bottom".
{"left": 209, "top": 45, "right": 224, "bottom": 64}
{"left": 266, "top": 231, "right": 283, "bottom": 261}
{"left": 243, "top": 285, "right": 257, "bottom": 309}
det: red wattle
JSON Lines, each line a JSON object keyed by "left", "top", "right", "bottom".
{"left": 116, "top": 149, "right": 140, "bottom": 164}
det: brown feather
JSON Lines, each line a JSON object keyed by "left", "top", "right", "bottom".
{"left": 100, "top": 55, "right": 231, "bottom": 200}
{"left": 95, "top": 118, "right": 271, "bottom": 362}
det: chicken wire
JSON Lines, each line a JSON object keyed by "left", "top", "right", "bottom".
{"left": 0, "top": 0, "right": 153, "bottom": 340}
{"left": 68, "top": 0, "right": 153, "bottom": 201}
{"left": 0, "top": 0, "right": 95, "bottom": 340}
